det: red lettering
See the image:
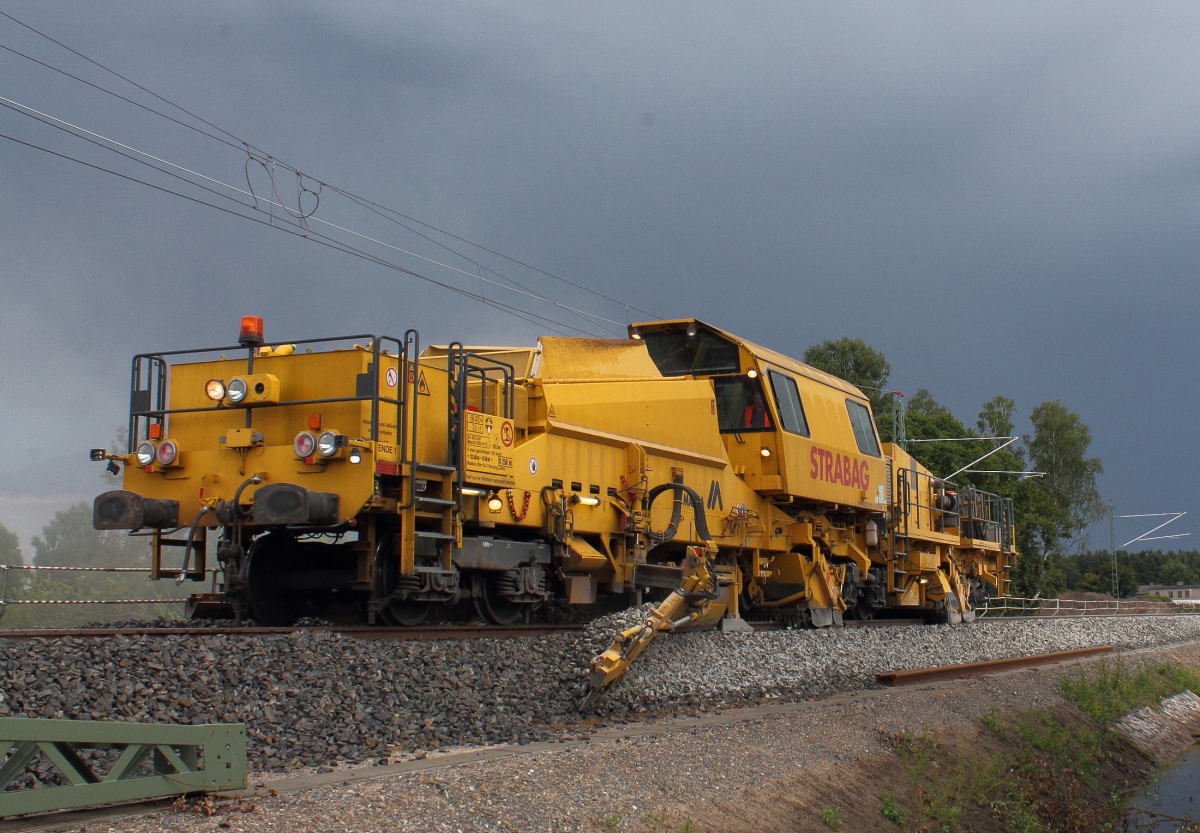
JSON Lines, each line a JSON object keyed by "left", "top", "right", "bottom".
{"left": 808, "top": 446, "right": 872, "bottom": 489}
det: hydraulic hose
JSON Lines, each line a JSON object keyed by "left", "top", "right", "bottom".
{"left": 176, "top": 507, "right": 211, "bottom": 584}
{"left": 644, "top": 481, "right": 713, "bottom": 543}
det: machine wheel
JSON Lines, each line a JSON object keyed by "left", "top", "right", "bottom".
{"left": 473, "top": 571, "right": 525, "bottom": 626}
{"left": 930, "top": 593, "right": 964, "bottom": 625}
{"left": 374, "top": 527, "right": 433, "bottom": 627}
{"left": 246, "top": 533, "right": 305, "bottom": 627}
{"left": 850, "top": 601, "right": 875, "bottom": 621}
{"left": 380, "top": 601, "right": 433, "bottom": 627}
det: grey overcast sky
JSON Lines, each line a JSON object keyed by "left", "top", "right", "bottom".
{"left": 0, "top": 2, "right": 1194, "bottom": 552}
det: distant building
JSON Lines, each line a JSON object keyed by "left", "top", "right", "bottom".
{"left": 1139, "top": 583, "right": 1200, "bottom": 602}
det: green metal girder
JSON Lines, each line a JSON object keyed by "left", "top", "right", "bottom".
{"left": 0, "top": 717, "right": 247, "bottom": 818}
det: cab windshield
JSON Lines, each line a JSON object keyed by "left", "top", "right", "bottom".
{"left": 643, "top": 329, "right": 740, "bottom": 376}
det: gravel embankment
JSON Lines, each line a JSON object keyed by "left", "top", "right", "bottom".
{"left": 3, "top": 613, "right": 1200, "bottom": 775}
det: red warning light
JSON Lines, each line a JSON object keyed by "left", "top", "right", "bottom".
{"left": 238, "top": 316, "right": 264, "bottom": 346}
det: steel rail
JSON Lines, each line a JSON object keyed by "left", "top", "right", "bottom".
{"left": 3, "top": 612, "right": 1193, "bottom": 642}
{"left": 875, "top": 645, "right": 1114, "bottom": 686}
{"left": 0, "top": 624, "right": 589, "bottom": 642}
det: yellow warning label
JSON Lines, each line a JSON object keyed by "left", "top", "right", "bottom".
{"left": 464, "top": 411, "right": 515, "bottom": 487}
{"left": 547, "top": 404, "right": 556, "bottom": 419}
{"left": 416, "top": 370, "right": 430, "bottom": 396}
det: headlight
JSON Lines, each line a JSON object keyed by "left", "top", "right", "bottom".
{"left": 135, "top": 442, "right": 156, "bottom": 466}
{"left": 316, "top": 431, "right": 338, "bottom": 457}
{"left": 294, "top": 432, "right": 316, "bottom": 458}
{"left": 226, "top": 378, "right": 248, "bottom": 403}
{"left": 156, "top": 440, "right": 178, "bottom": 466}
{"left": 205, "top": 379, "right": 226, "bottom": 401}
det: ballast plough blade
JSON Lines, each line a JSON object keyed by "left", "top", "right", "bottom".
{"left": 580, "top": 547, "right": 721, "bottom": 712}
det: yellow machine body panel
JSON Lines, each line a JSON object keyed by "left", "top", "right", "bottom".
{"left": 95, "top": 319, "right": 1017, "bottom": 629}
{"left": 121, "top": 348, "right": 398, "bottom": 525}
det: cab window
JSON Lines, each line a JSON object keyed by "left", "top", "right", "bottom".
{"left": 767, "top": 370, "right": 809, "bottom": 437}
{"left": 846, "top": 399, "right": 881, "bottom": 457}
{"left": 713, "top": 376, "right": 773, "bottom": 433}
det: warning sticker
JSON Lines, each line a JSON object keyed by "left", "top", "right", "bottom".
{"left": 384, "top": 367, "right": 398, "bottom": 388}
{"left": 464, "top": 411, "right": 515, "bottom": 487}
{"left": 416, "top": 370, "right": 430, "bottom": 396}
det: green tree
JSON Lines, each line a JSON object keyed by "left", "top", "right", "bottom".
{"left": 902, "top": 390, "right": 981, "bottom": 479}
{"left": 977, "top": 396, "right": 1017, "bottom": 441}
{"left": 33, "top": 503, "right": 148, "bottom": 568}
{"left": 1025, "top": 401, "right": 1105, "bottom": 550}
{"left": 1076, "top": 572, "right": 1103, "bottom": 592}
{"left": 4, "top": 503, "right": 194, "bottom": 627}
{"left": 1158, "top": 560, "right": 1197, "bottom": 586}
{"left": 1117, "top": 564, "right": 1140, "bottom": 598}
{"left": 1013, "top": 401, "right": 1104, "bottom": 598}
{"left": 802, "top": 338, "right": 892, "bottom": 413}
{"left": 0, "top": 520, "right": 20, "bottom": 566}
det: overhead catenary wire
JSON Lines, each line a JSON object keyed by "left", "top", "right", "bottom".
{"left": 323, "top": 187, "right": 622, "bottom": 335}
{"left": 0, "top": 10, "right": 256, "bottom": 154}
{"left": 0, "top": 11, "right": 662, "bottom": 324}
{"left": 0, "top": 129, "right": 587, "bottom": 337}
{"left": 0, "top": 40, "right": 245, "bottom": 154}
{"left": 324, "top": 184, "right": 663, "bottom": 321}
{"left": 0, "top": 93, "right": 626, "bottom": 335}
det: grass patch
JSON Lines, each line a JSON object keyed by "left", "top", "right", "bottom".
{"left": 885, "top": 731, "right": 1047, "bottom": 832}
{"left": 875, "top": 660, "right": 1200, "bottom": 831}
{"left": 878, "top": 793, "right": 906, "bottom": 827}
{"left": 1058, "top": 660, "right": 1200, "bottom": 724}
{"left": 817, "top": 807, "right": 842, "bottom": 829}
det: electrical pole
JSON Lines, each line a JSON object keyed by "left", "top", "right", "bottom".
{"left": 891, "top": 392, "right": 906, "bottom": 446}
{"left": 1110, "top": 500, "right": 1117, "bottom": 598}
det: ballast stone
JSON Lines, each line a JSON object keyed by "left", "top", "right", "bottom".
{"left": 0, "top": 614, "right": 1199, "bottom": 777}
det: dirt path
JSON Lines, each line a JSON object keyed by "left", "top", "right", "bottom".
{"left": 22, "top": 641, "right": 1200, "bottom": 833}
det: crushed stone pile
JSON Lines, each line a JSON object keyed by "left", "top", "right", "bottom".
{"left": 3, "top": 614, "right": 1200, "bottom": 778}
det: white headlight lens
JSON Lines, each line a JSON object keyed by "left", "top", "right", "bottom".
{"left": 136, "top": 442, "right": 155, "bottom": 466}
{"left": 294, "top": 432, "right": 316, "bottom": 458}
{"left": 226, "top": 378, "right": 248, "bottom": 403}
{"left": 205, "top": 379, "right": 226, "bottom": 401}
{"left": 316, "top": 431, "right": 338, "bottom": 457}
{"left": 156, "top": 440, "right": 178, "bottom": 465}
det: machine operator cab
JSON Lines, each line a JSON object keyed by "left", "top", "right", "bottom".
{"left": 629, "top": 320, "right": 888, "bottom": 510}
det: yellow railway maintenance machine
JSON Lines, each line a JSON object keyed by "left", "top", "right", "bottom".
{"left": 92, "top": 317, "right": 1016, "bottom": 663}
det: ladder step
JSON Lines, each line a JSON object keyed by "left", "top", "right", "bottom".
{"left": 416, "top": 462, "right": 456, "bottom": 473}
{"left": 414, "top": 530, "right": 456, "bottom": 541}
{"left": 415, "top": 496, "right": 455, "bottom": 506}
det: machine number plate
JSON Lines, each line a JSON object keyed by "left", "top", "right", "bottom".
{"left": 464, "top": 412, "right": 515, "bottom": 487}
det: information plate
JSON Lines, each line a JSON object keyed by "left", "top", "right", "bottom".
{"left": 464, "top": 411, "right": 515, "bottom": 488}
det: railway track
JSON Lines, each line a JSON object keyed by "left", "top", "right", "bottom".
{"left": 0, "top": 617, "right": 937, "bottom": 642}
{"left": 0, "top": 612, "right": 1189, "bottom": 642}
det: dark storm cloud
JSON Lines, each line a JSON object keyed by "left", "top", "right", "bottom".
{"left": 0, "top": 1, "right": 1197, "bottom": 549}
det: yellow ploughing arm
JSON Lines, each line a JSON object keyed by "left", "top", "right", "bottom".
{"left": 581, "top": 546, "right": 719, "bottom": 712}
